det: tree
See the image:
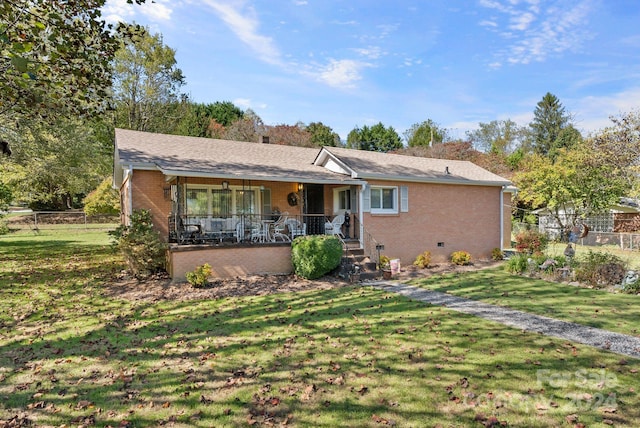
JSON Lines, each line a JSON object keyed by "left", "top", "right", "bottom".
{"left": 587, "top": 110, "right": 640, "bottom": 195}
{"left": 513, "top": 144, "right": 627, "bottom": 231}
{"left": 223, "top": 109, "right": 265, "bottom": 142}
{"left": 1, "top": 0, "right": 144, "bottom": 123}
{"left": 346, "top": 122, "right": 402, "bottom": 152}
{"left": 404, "top": 119, "right": 448, "bottom": 147}
{"left": 112, "top": 29, "right": 185, "bottom": 132}
{"left": 529, "top": 92, "right": 579, "bottom": 158}
{"left": 307, "top": 122, "right": 341, "bottom": 147}
{"left": 266, "top": 123, "right": 312, "bottom": 146}
{"left": 83, "top": 177, "right": 120, "bottom": 216}
{"left": 0, "top": 118, "right": 112, "bottom": 210}
{"left": 466, "top": 119, "right": 528, "bottom": 154}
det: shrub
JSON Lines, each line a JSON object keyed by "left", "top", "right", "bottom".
{"left": 186, "top": 263, "right": 212, "bottom": 288}
{"left": 451, "top": 250, "right": 471, "bottom": 266}
{"left": 83, "top": 177, "right": 120, "bottom": 216}
{"left": 110, "top": 209, "right": 167, "bottom": 279}
{"left": 379, "top": 255, "right": 391, "bottom": 270}
{"left": 505, "top": 253, "right": 530, "bottom": 274}
{"left": 413, "top": 251, "right": 431, "bottom": 269}
{"left": 291, "top": 235, "right": 342, "bottom": 279}
{"left": 514, "top": 229, "right": 548, "bottom": 255}
{"left": 0, "top": 218, "right": 8, "bottom": 235}
{"left": 574, "top": 250, "right": 627, "bottom": 288}
{"left": 491, "top": 247, "right": 504, "bottom": 261}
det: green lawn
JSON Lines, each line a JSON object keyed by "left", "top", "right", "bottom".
{"left": 410, "top": 266, "right": 640, "bottom": 337}
{"left": 1, "top": 230, "right": 639, "bottom": 427}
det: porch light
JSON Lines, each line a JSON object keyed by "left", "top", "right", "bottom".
{"left": 222, "top": 180, "right": 229, "bottom": 190}
{"left": 298, "top": 183, "right": 303, "bottom": 191}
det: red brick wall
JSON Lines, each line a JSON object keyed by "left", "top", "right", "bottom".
{"left": 362, "top": 180, "right": 506, "bottom": 265}
{"left": 131, "top": 170, "right": 172, "bottom": 238}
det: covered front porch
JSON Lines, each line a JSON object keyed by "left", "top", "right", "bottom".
{"left": 166, "top": 177, "right": 362, "bottom": 245}
{"left": 162, "top": 176, "right": 367, "bottom": 280}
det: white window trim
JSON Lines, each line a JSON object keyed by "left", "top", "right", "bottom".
{"left": 332, "top": 186, "right": 352, "bottom": 215}
{"left": 370, "top": 185, "right": 398, "bottom": 215}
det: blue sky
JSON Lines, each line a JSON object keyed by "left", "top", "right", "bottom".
{"left": 103, "top": 0, "right": 640, "bottom": 142}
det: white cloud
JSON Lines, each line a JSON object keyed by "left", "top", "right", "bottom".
{"left": 233, "top": 98, "right": 267, "bottom": 110}
{"left": 353, "top": 46, "right": 384, "bottom": 60}
{"left": 479, "top": 19, "right": 499, "bottom": 27}
{"left": 316, "top": 59, "right": 367, "bottom": 89}
{"left": 202, "top": 0, "right": 282, "bottom": 65}
{"left": 573, "top": 87, "right": 640, "bottom": 133}
{"left": 103, "top": 0, "right": 173, "bottom": 24}
{"left": 479, "top": 0, "right": 595, "bottom": 66}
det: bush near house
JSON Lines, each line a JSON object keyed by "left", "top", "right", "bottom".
{"left": 110, "top": 209, "right": 167, "bottom": 279}
{"left": 186, "top": 263, "right": 212, "bottom": 288}
{"left": 413, "top": 251, "right": 431, "bottom": 268}
{"left": 451, "top": 250, "right": 472, "bottom": 265}
{"left": 291, "top": 235, "right": 342, "bottom": 279}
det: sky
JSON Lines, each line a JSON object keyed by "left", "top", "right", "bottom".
{"left": 102, "top": 0, "right": 640, "bottom": 142}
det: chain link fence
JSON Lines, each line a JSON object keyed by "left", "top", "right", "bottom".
{"left": 514, "top": 221, "right": 640, "bottom": 251}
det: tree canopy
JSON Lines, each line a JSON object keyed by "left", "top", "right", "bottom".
{"left": 529, "top": 92, "right": 581, "bottom": 158}
{"left": 1, "top": 0, "right": 144, "bottom": 123}
{"left": 404, "top": 120, "right": 448, "bottom": 147}
{"left": 466, "top": 119, "right": 529, "bottom": 154}
{"left": 112, "top": 29, "right": 185, "bottom": 132}
{"left": 346, "top": 122, "right": 402, "bottom": 152}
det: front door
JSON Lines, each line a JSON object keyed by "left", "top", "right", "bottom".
{"left": 303, "top": 184, "right": 325, "bottom": 235}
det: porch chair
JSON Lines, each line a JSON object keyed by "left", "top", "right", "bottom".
{"left": 285, "top": 218, "right": 306, "bottom": 239}
{"left": 324, "top": 214, "right": 345, "bottom": 238}
{"left": 235, "top": 218, "right": 260, "bottom": 242}
{"left": 177, "top": 216, "right": 202, "bottom": 244}
{"left": 272, "top": 212, "right": 291, "bottom": 242}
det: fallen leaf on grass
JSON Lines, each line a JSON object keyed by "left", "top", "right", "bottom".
{"left": 372, "top": 414, "right": 397, "bottom": 426}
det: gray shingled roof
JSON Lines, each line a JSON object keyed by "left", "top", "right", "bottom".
{"left": 114, "top": 128, "right": 357, "bottom": 184}
{"left": 114, "top": 129, "right": 511, "bottom": 187}
{"left": 320, "top": 147, "right": 512, "bottom": 185}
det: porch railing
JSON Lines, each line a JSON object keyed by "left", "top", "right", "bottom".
{"left": 352, "top": 215, "right": 382, "bottom": 267}
{"left": 168, "top": 213, "right": 328, "bottom": 245}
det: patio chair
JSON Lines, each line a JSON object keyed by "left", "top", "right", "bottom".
{"left": 177, "top": 217, "right": 202, "bottom": 244}
{"left": 272, "top": 212, "right": 291, "bottom": 242}
{"left": 285, "top": 218, "right": 306, "bottom": 239}
{"left": 324, "top": 214, "right": 345, "bottom": 238}
{"left": 235, "top": 219, "right": 260, "bottom": 242}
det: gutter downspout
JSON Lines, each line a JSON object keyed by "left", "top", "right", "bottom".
{"left": 125, "top": 165, "right": 134, "bottom": 226}
{"left": 500, "top": 185, "right": 505, "bottom": 250}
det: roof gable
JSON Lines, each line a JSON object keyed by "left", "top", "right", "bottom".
{"left": 315, "top": 146, "right": 511, "bottom": 186}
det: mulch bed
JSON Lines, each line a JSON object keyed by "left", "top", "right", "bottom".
{"left": 102, "top": 260, "right": 503, "bottom": 302}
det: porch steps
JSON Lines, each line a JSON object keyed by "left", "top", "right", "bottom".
{"left": 339, "top": 239, "right": 380, "bottom": 282}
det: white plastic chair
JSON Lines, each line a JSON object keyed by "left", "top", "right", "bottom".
{"left": 324, "top": 214, "right": 345, "bottom": 237}
{"left": 285, "top": 218, "right": 306, "bottom": 239}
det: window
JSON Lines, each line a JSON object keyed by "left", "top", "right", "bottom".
{"left": 370, "top": 186, "right": 397, "bottom": 214}
{"left": 186, "top": 188, "right": 208, "bottom": 215}
{"left": 363, "top": 185, "right": 408, "bottom": 214}
{"left": 334, "top": 188, "right": 351, "bottom": 211}
{"left": 184, "top": 185, "right": 262, "bottom": 217}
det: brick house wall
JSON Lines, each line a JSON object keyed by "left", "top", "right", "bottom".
{"left": 362, "top": 180, "right": 507, "bottom": 265}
